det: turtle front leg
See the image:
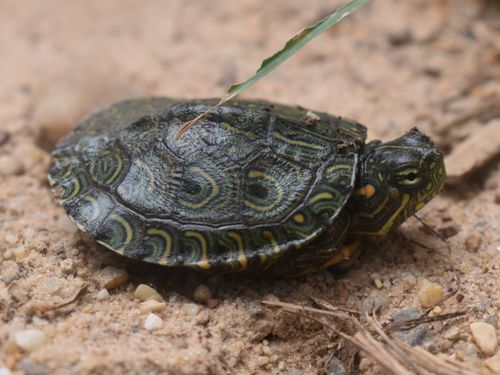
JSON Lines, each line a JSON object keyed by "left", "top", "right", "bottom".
{"left": 287, "top": 240, "right": 363, "bottom": 277}
{"left": 265, "top": 216, "right": 362, "bottom": 277}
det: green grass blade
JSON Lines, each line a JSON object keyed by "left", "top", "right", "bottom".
{"left": 225, "top": 0, "right": 370, "bottom": 101}
{"left": 176, "top": 0, "right": 370, "bottom": 138}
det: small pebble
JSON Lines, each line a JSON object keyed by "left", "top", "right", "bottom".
{"left": 12, "top": 329, "right": 47, "bottom": 352}
{"left": 60, "top": 259, "right": 76, "bottom": 274}
{"left": 464, "top": 232, "right": 482, "bottom": 253}
{"left": 0, "top": 155, "right": 24, "bottom": 176}
{"left": 134, "top": 284, "right": 162, "bottom": 301}
{"left": 360, "top": 290, "right": 390, "bottom": 313}
{"left": 444, "top": 326, "right": 461, "bottom": 342}
{"left": 144, "top": 313, "right": 163, "bottom": 331}
{"left": 139, "top": 300, "right": 166, "bottom": 313}
{"left": 16, "top": 359, "right": 47, "bottom": 375}
{"left": 96, "top": 289, "right": 110, "bottom": 300}
{"left": 183, "top": 303, "right": 200, "bottom": 316}
{"left": 432, "top": 306, "right": 442, "bottom": 315}
{"left": 8, "top": 282, "right": 28, "bottom": 302}
{"left": 14, "top": 246, "right": 29, "bottom": 261}
{"left": 484, "top": 353, "right": 500, "bottom": 374}
{"left": 418, "top": 280, "right": 444, "bottom": 308}
{"left": 95, "top": 266, "right": 129, "bottom": 290}
{"left": 5, "top": 233, "right": 18, "bottom": 245}
{"left": 374, "top": 279, "right": 383, "bottom": 289}
{"left": 192, "top": 284, "right": 212, "bottom": 303}
{"left": 1, "top": 261, "right": 20, "bottom": 284}
{"left": 44, "top": 277, "right": 61, "bottom": 294}
{"left": 206, "top": 298, "right": 220, "bottom": 309}
{"left": 326, "top": 356, "right": 347, "bottom": 375}
{"left": 470, "top": 322, "right": 498, "bottom": 355}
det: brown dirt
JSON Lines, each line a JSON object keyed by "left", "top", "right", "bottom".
{"left": 1, "top": 0, "right": 499, "bottom": 374}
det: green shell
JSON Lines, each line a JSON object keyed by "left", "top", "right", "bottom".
{"left": 49, "top": 98, "right": 366, "bottom": 273}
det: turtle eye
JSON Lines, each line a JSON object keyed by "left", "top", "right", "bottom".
{"left": 397, "top": 168, "right": 422, "bottom": 186}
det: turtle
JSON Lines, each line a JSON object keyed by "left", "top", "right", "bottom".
{"left": 48, "top": 98, "right": 445, "bottom": 276}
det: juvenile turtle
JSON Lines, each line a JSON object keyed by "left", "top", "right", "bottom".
{"left": 48, "top": 98, "right": 445, "bottom": 276}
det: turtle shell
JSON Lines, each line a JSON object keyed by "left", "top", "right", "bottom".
{"left": 49, "top": 98, "right": 366, "bottom": 272}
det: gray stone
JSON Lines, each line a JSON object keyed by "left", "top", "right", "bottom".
{"left": 326, "top": 356, "right": 347, "bottom": 375}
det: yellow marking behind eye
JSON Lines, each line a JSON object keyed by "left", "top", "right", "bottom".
{"left": 293, "top": 214, "right": 305, "bottom": 223}
{"left": 179, "top": 167, "right": 220, "bottom": 209}
{"left": 244, "top": 170, "right": 284, "bottom": 212}
{"left": 273, "top": 131, "right": 323, "bottom": 150}
{"left": 227, "top": 231, "right": 247, "bottom": 270}
{"left": 136, "top": 161, "right": 155, "bottom": 193}
{"left": 111, "top": 215, "right": 133, "bottom": 254}
{"left": 352, "top": 194, "right": 410, "bottom": 236}
{"left": 147, "top": 228, "right": 172, "bottom": 265}
{"left": 185, "top": 231, "right": 210, "bottom": 270}
{"left": 83, "top": 195, "right": 100, "bottom": 221}
{"left": 308, "top": 192, "right": 333, "bottom": 204}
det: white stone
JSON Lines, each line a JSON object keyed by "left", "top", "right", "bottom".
{"left": 470, "top": 322, "right": 498, "bottom": 355}
{"left": 96, "top": 289, "right": 110, "bottom": 300}
{"left": 144, "top": 313, "right": 163, "bottom": 331}
{"left": 134, "top": 284, "right": 162, "bottom": 301}
{"left": 12, "top": 329, "right": 47, "bottom": 352}
{"left": 417, "top": 280, "right": 444, "bottom": 308}
{"left": 95, "top": 266, "right": 129, "bottom": 290}
{"left": 139, "top": 300, "right": 166, "bottom": 313}
{"left": 13, "top": 246, "right": 29, "bottom": 261}
{"left": 485, "top": 353, "right": 500, "bottom": 374}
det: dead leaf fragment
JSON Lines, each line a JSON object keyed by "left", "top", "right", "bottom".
{"left": 446, "top": 120, "right": 500, "bottom": 183}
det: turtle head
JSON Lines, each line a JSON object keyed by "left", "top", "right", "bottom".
{"left": 349, "top": 128, "right": 445, "bottom": 237}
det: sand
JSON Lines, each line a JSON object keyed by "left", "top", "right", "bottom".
{"left": 0, "top": 0, "right": 499, "bottom": 374}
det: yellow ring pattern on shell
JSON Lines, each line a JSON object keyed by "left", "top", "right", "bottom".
{"left": 147, "top": 228, "right": 172, "bottom": 265}
{"left": 111, "top": 215, "right": 133, "bottom": 253}
{"left": 244, "top": 170, "right": 284, "bottom": 212}
{"left": 185, "top": 231, "right": 210, "bottom": 270}
{"left": 227, "top": 231, "right": 247, "bottom": 270}
{"left": 308, "top": 192, "right": 333, "bottom": 204}
{"left": 326, "top": 164, "right": 351, "bottom": 174}
{"left": 179, "top": 167, "right": 220, "bottom": 209}
{"left": 273, "top": 131, "right": 323, "bottom": 150}
{"left": 105, "top": 154, "right": 123, "bottom": 185}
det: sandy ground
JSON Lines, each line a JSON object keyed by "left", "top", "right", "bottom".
{"left": 1, "top": 0, "right": 499, "bottom": 374}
